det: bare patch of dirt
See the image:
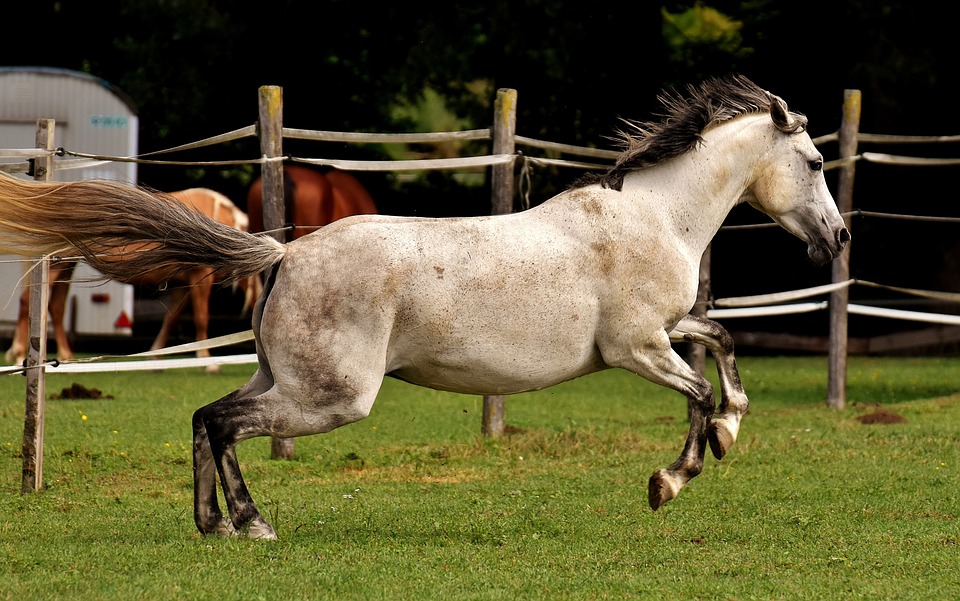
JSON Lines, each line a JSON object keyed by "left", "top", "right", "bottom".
{"left": 50, "top": 383, "right": 114, "bottom": 400}
{"left": 856, "top": 409, "right": 906, "bottom": 425}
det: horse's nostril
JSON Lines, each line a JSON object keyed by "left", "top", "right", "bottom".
{"left": 838, "top": 228, "right": 851, "bottom": 245}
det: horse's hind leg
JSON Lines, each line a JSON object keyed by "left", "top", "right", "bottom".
{"left": 670, "top": 314, "right": 749, "bottom": 460}
{"left": 192, "top": 369, "right": 274, "bottom": 537}
{"left": 195, "top": 373, "right": 381, "bottom": 539}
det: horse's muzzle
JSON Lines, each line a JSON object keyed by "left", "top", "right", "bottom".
{"left": 808, "top": 227, "right": 851, "bottom": 265}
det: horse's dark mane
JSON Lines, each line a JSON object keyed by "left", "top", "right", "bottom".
{"left": 571, "top": 74, "right": 808, "bottom": 191}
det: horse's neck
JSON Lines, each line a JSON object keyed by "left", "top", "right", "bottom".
{"left": 622, "top": 117, "right": 768, "bottom": 250}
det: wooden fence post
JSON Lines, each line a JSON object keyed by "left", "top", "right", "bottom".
{"left": 21, "top": 119, "right": 55, "bottom": 492}
{"left": 827, "top": 89, "right": 861, "bottom": 409}
{"left": 482, "top": 88, "right": 517, "bottom": 438}
{"left": 257, "top": 85, "right": 295, "bottom": 459}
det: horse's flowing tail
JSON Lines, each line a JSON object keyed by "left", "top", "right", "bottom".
{"left": 0, "top": 173, "right": 286, "bottom": 284}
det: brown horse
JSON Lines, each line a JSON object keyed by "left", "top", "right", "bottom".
{"left": 4, "top": 188, "right": 261, "bottom": 372}
{"left": 4, "top": 261, "right": 76, "bottom": 364}
{"left": 246, "top": 166, "right": 377, "bottom": 240}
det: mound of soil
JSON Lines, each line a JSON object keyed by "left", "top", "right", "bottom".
{"left": 856, "top": 409, "right": 906, "bottom": 425}
{"left": 50, "top": 383, "right": 114, "bottom": 400}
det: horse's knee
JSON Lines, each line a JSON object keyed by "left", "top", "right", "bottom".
{"left": 689, "top": 378, "right": 716, "bottom": 414}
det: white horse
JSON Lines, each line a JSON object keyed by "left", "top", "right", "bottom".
{"left": 0, "top": 75, "right": 849, "bottom": 539}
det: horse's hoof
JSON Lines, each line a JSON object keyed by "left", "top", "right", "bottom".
{"left": 648, "top": 469, "right": 681, "bottom": 511}
{"left": 244, "top": 517, "right": 278, "bottom": 540}
{"left": 200, "top": 518, "right": 237, "bottom": 537}
{"left": 708, "top": 419, "right": 735, "bottom": 460}
{"left": 205, "top": 364, "right": 221, "bottom": 374}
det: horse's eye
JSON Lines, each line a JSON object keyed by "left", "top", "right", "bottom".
{"left": 809, "top": 159, "right": 823, "bottom": 171}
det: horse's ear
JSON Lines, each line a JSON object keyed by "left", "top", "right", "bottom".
{"left": 769, "top": 94, "right": 790, "bottom": 128}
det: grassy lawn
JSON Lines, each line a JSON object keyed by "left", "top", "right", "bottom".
{"left": 1, "top": 355, "right": 958, "bottom": 600}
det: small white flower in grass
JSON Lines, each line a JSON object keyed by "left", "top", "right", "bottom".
{"left": 342, "top": 494, "right": 354, "bottom": 499}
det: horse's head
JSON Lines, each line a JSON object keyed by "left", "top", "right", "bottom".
{"left": 743, "top": 95, "right": 850, "bottom": 265}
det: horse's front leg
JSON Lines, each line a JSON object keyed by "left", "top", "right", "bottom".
{"left": 669, "top": 314, "right": 749, "bottom": 460}
{"left": 607, "top": 332, "right": 716, "bottom": 510}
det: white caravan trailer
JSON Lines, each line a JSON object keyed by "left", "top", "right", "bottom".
{"left": 0, "top": 66, "right": 136, "bottom": 343}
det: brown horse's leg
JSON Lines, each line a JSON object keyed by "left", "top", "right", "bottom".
{"left": 188, "top": 270, "right": 218, "bottom": 372}
{"left": 4, "top": 287, "right": 29, "bottom": 365}
{"left": 48, "top": 263, "right": 75, "bottom": 361}
{"left": 669, "top": 314, "right": 750, "bottom": 460}
{"left": 4, "top": 262, "right": 74, "bottom": 364}
{"left": 151, "top": 287, "right": 189, "bottom": 355}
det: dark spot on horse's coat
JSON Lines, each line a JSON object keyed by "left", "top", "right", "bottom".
{"left": 434, "top": 266, "right": 444, "bottom": 279}
{"left": 583, "top": 198, "right": 603, "bottom": 214}
{"left": 592, "top": 241, "right": 615, "bottom": 275}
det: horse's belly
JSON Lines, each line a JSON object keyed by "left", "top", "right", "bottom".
{"left": 387, "top": 336, "right": 606, "bottom": 395}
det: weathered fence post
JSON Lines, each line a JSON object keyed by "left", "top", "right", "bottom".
{"left": 21, "top": 119, "right": 55, "bottom": 492}
{"left": 827, "top": 89, "right": 861, "bottom": 409}
{"left": 482, "top": 88, "right": 518, "bottom": 438}
{"left": 257, "top": 85, "right": 295, "bottom": 459}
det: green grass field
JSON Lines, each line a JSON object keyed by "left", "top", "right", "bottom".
{"left": 1, "top": 355, "right": 959, "bottom": 600}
